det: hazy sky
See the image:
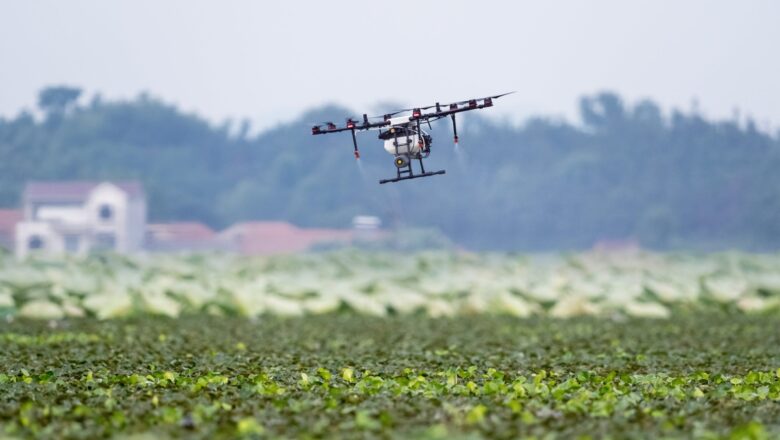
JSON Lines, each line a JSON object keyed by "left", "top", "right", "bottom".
{"left": 1, "top": 0, "right": 778, "bottom": 131}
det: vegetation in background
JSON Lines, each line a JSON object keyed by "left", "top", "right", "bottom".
{"left": 0, "top": 86, "right": 778, "bottom": 250}
{"left": 1, "top": 314, "right": 779, "bottom": 438}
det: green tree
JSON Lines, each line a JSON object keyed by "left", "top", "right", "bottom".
{"left": 1, "top": 87, "right": 778, "bottom": 251}
{"left": 37, "top": 86, "right": 82, "bottom": 117}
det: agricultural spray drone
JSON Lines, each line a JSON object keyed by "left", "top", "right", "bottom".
{"left": 311, "top": 92, "right": 513, "bottom": 184}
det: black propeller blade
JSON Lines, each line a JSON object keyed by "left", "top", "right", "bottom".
{"left": 448, "top": 91, "right": 516, "bottom": 107}
{"left": 369, "top": 109, "right": 407, "bottom": 120}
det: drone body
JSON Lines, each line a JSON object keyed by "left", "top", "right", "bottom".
{"left": 311, "top": 92, "right": 513, "bottom": 184}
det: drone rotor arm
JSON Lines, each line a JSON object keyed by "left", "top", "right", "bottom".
{"left": 311, "top": 91, "right": 513, "bottom": 135}
{"left": 311, "top": 120, "right": 389, "bottom": 136}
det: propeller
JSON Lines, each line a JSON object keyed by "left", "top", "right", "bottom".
{"left": 369, "top": 109, "right": 408, "bottom": 121}
{"left": 311, "top": 121, "right": 338, "bottom": 134}
{"left": 368, "top": 106, "right": 434, "bottom": 121}
{"left": 454, "top": 92, "right": 514, "bottom": 105}
{"left": 491, "top": 91, "right": 516, "bottom": 99}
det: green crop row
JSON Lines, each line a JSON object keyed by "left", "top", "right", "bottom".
{"left": 3, "top": 367, "right": 780, "bottom": 438}
{"left": 2, "top": 314, "right": 780, "bottom": 438}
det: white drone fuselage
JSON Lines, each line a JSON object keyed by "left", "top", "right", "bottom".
{"left": 381, "top": 117, "right": 425, "bottom": 156}
{"left": 382, "top": 132, "right": 421, "bottom": 156}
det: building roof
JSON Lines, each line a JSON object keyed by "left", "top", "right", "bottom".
{"left": 0, "top": 209, "right": 22, "bottom": 233}
{"left": 220, "top": 221, "right": 353, "bottom": 255}
{"left": 23, "top": 181, "right": 145, "bottom": 203}
{"left": 147, "top": 222, "right": 216, "bottom": 242}
{"left": 0, "top": 209, "right": 22, "bottom": 248}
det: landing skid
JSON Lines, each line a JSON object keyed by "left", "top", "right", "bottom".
{"left": 380, "top": 155, "right": 445, "bottom": 184}
{"left": 379, "top": 169, "right": 445, "bottom": 184}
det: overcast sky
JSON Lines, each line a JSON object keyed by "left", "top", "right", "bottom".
{"left": 1, "top": 0, "right": 778, "bottom": 131}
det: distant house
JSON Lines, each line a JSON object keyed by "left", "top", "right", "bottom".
{"left": 352, "top": 215, "right": 382, "bottom": 230}
{"left": 15, "top": 181, "right": 146, "bottom": 258}
{"left": 146, "top": 222, "right": 220, "bottom": 252}
{"left": 218, "top": 221, "right": 353, "bottom": 255}
{"left": 0, "top": 209, "right": 22, "bottom": 251}
{"left": 351, "top": 215, "right": 384, "bottom": 242}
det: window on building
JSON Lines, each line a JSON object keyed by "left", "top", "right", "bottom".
{"left": 98, "top": 204, "right": 113, "bottom": 221}
{"left": 28, "top": 235, "right": 44, "bottom": 250}
{"left": 64, "top": 234, "right": 80, "bottom": 253}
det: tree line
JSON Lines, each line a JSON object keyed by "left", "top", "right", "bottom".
{"left": 0, "top": 86, "right": 778, "bottom": 250}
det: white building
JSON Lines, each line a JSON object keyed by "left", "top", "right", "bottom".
{"left": 15, "top": 181, "right": 146, "bottom": 258}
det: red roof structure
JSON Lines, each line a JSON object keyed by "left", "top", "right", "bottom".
{"left": 145, "top": 222, "right": 219, "bottom": 252}
{"left": 147, "top": 222, "right": 216, "bottom": 242}
{"left": 219, "top": 221, "right": 353, "bottom": 255}
{"left": 0, "top": 209, "right": 22, "bottom": 249}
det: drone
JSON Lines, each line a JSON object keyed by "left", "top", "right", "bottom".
{"left": 311, "top": 92, "right": 513, "bottom": 184}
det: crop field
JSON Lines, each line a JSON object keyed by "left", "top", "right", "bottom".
{"left": 2, "top": 250, "right": 780, "bottom": 319}
{"left": 2, "top": 315, "right": 780, "bottom": 439}
{"left": 1, "top": 251, "right": 780, "bottom": 438}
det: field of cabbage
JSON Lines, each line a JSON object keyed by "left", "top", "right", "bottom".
{"left": 1, "top": 250, "right": 780, "bottom": 438}
{"left": 2, "top": 250, "right": 780, "bottom": 319}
